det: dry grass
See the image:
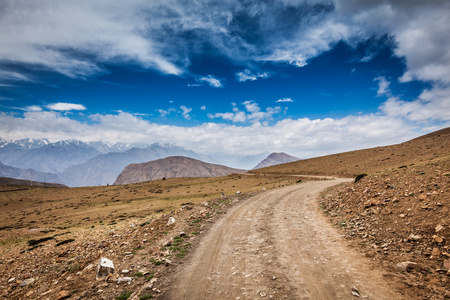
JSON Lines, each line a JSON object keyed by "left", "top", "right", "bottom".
{"left": 0, "top": 174, "right": 302, "bottom": 247}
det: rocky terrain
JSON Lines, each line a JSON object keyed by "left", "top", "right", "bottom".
{"left": 0, "top": 174, "right": 301, "bottom": 300}
{"left": 252, "top": 152, "right": 300, "bottom": 169}
{"left": 1, "top": 128, "right": 449, "bottom": 299}
{"left": 114, "top": 156, "right": 246, "bottom": 185}
{"left": 321, "top": 156, "right": 450, "bottom": 299}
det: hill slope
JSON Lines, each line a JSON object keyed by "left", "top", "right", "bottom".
{"left": 250, "top": 130, "right": 450, "bottom": 176}
{"left": 114, "top": 156, "right": 246, "bottom": 185}
{"left": 59, "top": 144, "right": 209, "bottom": 187}
{"left": 0, "top": 176, "right": 66, "bottom": 187}
{"left": 253, "top": 152, "right": 300, "bottom": 169}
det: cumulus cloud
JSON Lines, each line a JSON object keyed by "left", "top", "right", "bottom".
{"left": 380, "top": 85, "right": 450, "bottom": 122}
{"left": 335, "top": 0, "right": 450, "bottom": 84}
{"left": 208, "top": 101, "right": 282, "bottom": 124}
{"left": 276, "top": 98, "right": 293, "bottom": 103}
{"left": 0, "top": 109, "right": 419, "bottom": 158}
{"left": 180, "top": 105, "right": 192, "bottom": 119}
{"left": 236, "top": 70, "right": 270, "bottom": 82}
{"left": 46, "top": 102, "right": 86, "bottom": 111}
{"left": 200, "top": 105, "right": 206, "bottom": 110}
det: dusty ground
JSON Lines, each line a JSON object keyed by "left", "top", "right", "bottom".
{"left": 322, "top": 156, "right": 450, "bottom": 299}
{"left": 0, "top": 174, "right": 306, "bottom": 300}
{"left": 162, "top": 179, "right": 404, "bottom": 300}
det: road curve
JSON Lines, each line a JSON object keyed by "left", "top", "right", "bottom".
{"left": 164, "top": 178, "right": 403, "bottom": 300}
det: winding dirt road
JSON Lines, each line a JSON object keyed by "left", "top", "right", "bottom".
{"left": 164, "top": 179, "right": 403, "bottom": 299}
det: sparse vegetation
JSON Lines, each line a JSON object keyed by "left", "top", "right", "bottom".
{"left": 116, "top": 291, "right": 133, "bottom": 300}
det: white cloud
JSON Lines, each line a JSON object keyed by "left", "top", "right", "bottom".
{"left": 380, "top": 85, "right": 450, "bottom": 122}
{"left": 180, "top": 105, "right": 192, "bottom": 120}
{"left": 46, "top": 102, "right": 86, "bottom": 111}
{"left": 200, "top": 105, "right": 206, "bottom": 110}
{"left": 0, "top": 109, "right": 420, "bottom": 159}
{"left": 25, "top": 105, "right": 43, "bottom": 112}
{"left": 335, "top": 0, "right": 450, "bottom": 84}
{"left": 374, "top": 77, "right": 391, "bottom": 96}
{"left": 158, "top": 108, "right": 176, "bottom": 117}
{"left": 199, "top": 75, "right": 223, "bottom": 88}
{"left": 1, "top": 0, "right": 448, "bottom": 89}
{"left": 236, "top": 69, "right": 270, "bottom": 82}
{"left": 208, "top": 101, "right": 282, "bottom": 124}
{"left": 276, "top": 98, "right": 293, "bottom": 103}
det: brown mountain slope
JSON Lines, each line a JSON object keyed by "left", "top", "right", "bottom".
{"left": 253, "top": 152, "right": 300, "bottom": 169}
{"left": 114, "top": 156, "right": 246, "bottom": 185}
{"left": 250, "top": 129, "right": 450, "bottom": 177}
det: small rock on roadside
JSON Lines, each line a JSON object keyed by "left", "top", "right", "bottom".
{"left": 351, "top": 286, "right": 360, "bottom": 297}
{"left": 19, "top": 278, "right": 35, "bottom": 287}
{"left": 56, "top": 290, "right": 71, "bottom": 300}
{"left": 117, "top": 276, "right": 132, "bottom": 284}
{"left": 167, "top": 217, "right": 176, "bottom": 225}
{"left": 396, "top": 261, "right": 419, "bottom": 272}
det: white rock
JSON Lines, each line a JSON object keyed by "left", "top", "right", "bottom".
{"left": 96, "top": 257, "right": 115, "bottom": 281}
{"left": 117, "top": 276, "right": 133, "bottom": 284}
{"left": 167, "top": 217, "right": 176, "bottom": 225}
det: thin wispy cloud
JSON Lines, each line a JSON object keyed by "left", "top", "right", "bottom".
{"left": 236, "top": 70, "right": 270, "bottom": 82}
{"left": 276, "top": 98, "right": 293, "bottom": 103}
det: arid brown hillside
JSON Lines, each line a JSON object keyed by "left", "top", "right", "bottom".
{"left": 250, "top": 129, "right": 450, "bottom": 177}
{"left": 114, "top": 156, "right": 246, "bottom": 185}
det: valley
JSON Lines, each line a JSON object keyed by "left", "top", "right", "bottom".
{"left": 0, "top": 128, "right": 449, "bottom": 299}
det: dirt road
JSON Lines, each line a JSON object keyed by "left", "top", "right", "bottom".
{"left": 164, "top": 179, "right": 403, "bottom": 299}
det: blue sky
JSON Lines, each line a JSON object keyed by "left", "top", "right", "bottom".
{"left": 0, "top": 0, "right": 449, "bottom": 158}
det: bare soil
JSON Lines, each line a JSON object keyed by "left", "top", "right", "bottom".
{"left": 162, "top": 179, "right": 404, "bottom": 299}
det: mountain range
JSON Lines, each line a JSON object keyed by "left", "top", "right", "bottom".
{"left": 0, "top": 138, "right": 280, "bottom": 187}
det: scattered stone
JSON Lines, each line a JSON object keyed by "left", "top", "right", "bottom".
{"left": 399, "top": 214, "right": 406, "bottom": 218}
{"left": 117, "top": 276, "right": 132, "bottom": 284}
{"left": 396, "top": 261, "right": 419, "bottom": 272}
{"left": 167, "top": 217, "right": 176, "bottom": 225}
{"left": 431, "top": 248, "right": 440, "bottom": 257}
{"left": 121, "top": 269, "right": 130, "bottom": 274}
{"left": 56, "top": 290, "right": 71, "bottom": 300}
{"left": 408, "top": 234, "right": 422, "bottom": 241}
{"left": 351, "top": 286, "right": 360, "bottom": 297}
{"left": 433, "top": 235, "right": 444, "bottom": 243}
{"left": 436, "top": 268, "right": 447, "bottom": 274}
{"left": 8, "top": 277, "right": 15, "bottom": 283}
{"left": 444, "top": 260, "right": 450, "bottom": 269}
{"left": 435, "top": 225, "right": 445, "bottom": 233}
{"left": 96, "top": 257, "right": 115, "bottom": 281}
{"left": 19, "top": 278, "right": 35, "bottom": 287}
{"left": 236, "top": 191, "right": 241, "bottom": 194}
